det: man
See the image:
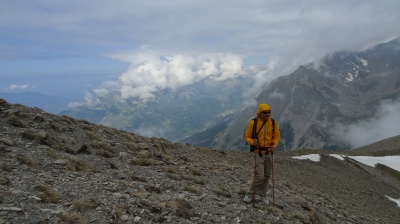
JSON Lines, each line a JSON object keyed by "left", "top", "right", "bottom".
{"left": 243, "top": 103, "right": 280, "bottom": 205}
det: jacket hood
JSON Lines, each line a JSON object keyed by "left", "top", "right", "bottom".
{"left": 257, "top": 104, "right": 271, "bottom": 116}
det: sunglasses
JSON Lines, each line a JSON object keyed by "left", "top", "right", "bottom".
{"left": 261, "top": 111, "right": 271, "bottom": 115}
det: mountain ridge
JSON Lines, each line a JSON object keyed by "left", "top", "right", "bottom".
{"left": 185, "top": 37, "right": 400, "bottom": 151}
{"left": 0, "top": 92, "right": 75, "bottom": 114}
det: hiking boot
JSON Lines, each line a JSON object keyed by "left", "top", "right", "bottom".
{"left": 243, "top": 195, "right": 253, "bottom": 204}
{"left": 261, "top": 196, "right": 269, "bottom": 205}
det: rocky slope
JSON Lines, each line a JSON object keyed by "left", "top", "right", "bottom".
{"left": 1, "top": 98, "right": 400, "bottom": 224}
{"left": 350, "top": 135, "right": 400, "bottom": 156}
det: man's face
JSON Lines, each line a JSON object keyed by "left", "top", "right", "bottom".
{"left": 260, "top": 110, "right": 271, "bottom": 119}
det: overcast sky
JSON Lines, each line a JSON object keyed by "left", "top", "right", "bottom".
{"left": 1, "top": 0, "right": 400, "bottom": 99}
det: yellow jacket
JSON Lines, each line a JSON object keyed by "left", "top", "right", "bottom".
{"left": 244, "top": 104, "right": 280, "bottom": 154}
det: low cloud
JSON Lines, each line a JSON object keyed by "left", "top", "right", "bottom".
{"left": 97, "top": 51, "right": 245, "bottom": 100}
{"left": 270, "top": 90, "right": 286, "bottom": 100}
{"left": 333, "top": 100, "right": 400, "bottom": 148}
{"left": 134, "top": 125, "right": 166, "bottom": 139}
{"left": 68, "top": 93, "right": 100, "bottom": 108}
{"left": 242, "top": 53, "right": 316, "bottom": 100}
{"left": 7, "top": 84, "right": 30, "bottom": 90}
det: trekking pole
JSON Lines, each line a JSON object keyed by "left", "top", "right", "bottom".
{"left": 271, "top": 151, "right": 275, "bottom": 206}
{"left": 253, "top": 151, "right": 256, "bottom": 208}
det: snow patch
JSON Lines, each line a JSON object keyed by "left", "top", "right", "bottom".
{"left": 296, "top": 154, "right": 400, "bottom": 172}
{"left": 292, "top": 154, "right": 320, "bottom": 162}
{"left": 329, "top": 154, "right": 345, "bottom": 160}
{"left": 350, "top": 61, "right": 360, "bottom": 68}
{"left": 386, "top": 195, "right": 400, "bottom": 208}
{"left": 296, "top": 154, "right": 400, "bottom": 208}
{"left": 345, "top": 72, "right": 355, "bottom": 82}
{"left": 347, "top": 156, "right": 400, "bottom": 172}
{"left": 356, "top": 56, "right": 368, "bottom": 66}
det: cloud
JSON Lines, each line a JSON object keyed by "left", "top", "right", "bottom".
{"left": 333, "top": 100, "right": 400, "bottom": 148}
{"left": 100, "top": 51, "right": 245, "bottom": 100}
{"left": 134, "top": 125, "right": 166, "bottom": 139}
{"left": 7, "top": 84, "right": 30, "bottom": 90}
{"left": 2, "top": 1, "right": 400, "bottom": 64}
{"left": 1, "top": 1, "right": 400, "bottom": 99}
{"left": 68, "top": 93, "right": 100, "bottom": 108}
{"left": 270, "top": 90, "right": 286, "bottom": 100}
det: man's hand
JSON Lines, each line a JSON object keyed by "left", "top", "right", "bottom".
{"left": 252, "top": 139, "right": 259, "bottom": 146}
{"left": 269, "top": 145, "right": 276, "bottom": 152}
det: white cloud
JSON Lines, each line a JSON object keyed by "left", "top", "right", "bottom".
{"left": 333, "top": 100, "right": 400, "bottom": 148}
{"left": 134, "top": 125, "right": 166, "bottom": 139}
{"left": 68, "top": 93, "right": 100, "bottom": 108}
{"left": 83, "top": 93, "right": 100, "bottom": 106}
{"left": 93, "top": 88, "right": 109, "bottom": 97}
{"left": 106, "top": 52, "right": 245, "bottom": 100}
{"left": 270, "top": 90, "right": 286, "bottom": 100}
{"left": 67, "top": 101, "right": 82, "bottom": 108}
{"left": 7, "top": 84, "right": 30, "bottom": 90}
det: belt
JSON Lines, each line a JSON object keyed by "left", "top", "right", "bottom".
{"left": 254, "top": 148, "right": 270, "bottom": 156}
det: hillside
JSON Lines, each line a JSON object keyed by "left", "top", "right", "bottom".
{"left": 1, "top": 98, "right": 400, "bottom": 223}
{"left": 350, "top": 135, "right": 400, "bottom": 156}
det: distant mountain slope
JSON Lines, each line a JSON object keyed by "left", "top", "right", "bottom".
{"left": 184, "top": 37, "right": 400, "bottom": 151}
{"left": 0, "top": 92, "right": 74, "bottom": 114}
{"left": 60, "top": 78, "right": 252, "bottom": 142}
{"left": 350, "top": 135, "right": 400, "bottom": 156}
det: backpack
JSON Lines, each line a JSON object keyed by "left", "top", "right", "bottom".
{"left": 245, "top": 117, "right": 275, "bottom": 152}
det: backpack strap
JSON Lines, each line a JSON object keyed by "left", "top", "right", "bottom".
{"left": 251, "top": 118, "right": 257, "bottom": 139}
{"left": 255, "top": 119, "right": 266, "bottom": 137}
{"left": 271, "top": 118, "right": 275, "bottom": 139}
{"left": 250, "top": 118, "right": 257, "bottom": 152}
{"left": 250, "top": 118, "right": 266, "bottom": 152}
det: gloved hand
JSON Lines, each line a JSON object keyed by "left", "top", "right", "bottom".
{"left": 268, "top": 145, "right": 276, "bottom": 152}
{"left": 252, "top": 139, "right": 259, "bottom": 146}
